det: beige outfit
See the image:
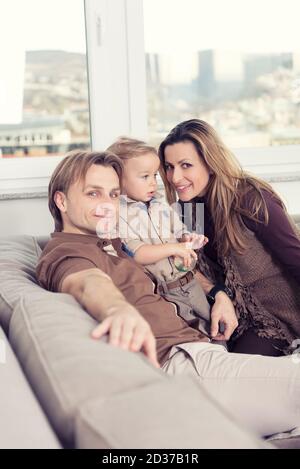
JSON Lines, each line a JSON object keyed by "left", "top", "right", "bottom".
{"left": 162, "top": 341, "right": 300, "bottom": 437}
{"left": 119, "top": 194, "right": 211, "bottom": 334}
{"left": 119, "top": 193, "right": 190, "bottom": 283}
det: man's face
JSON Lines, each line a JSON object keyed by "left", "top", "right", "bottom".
{"left": 55, "top": 164, "right": 121, "bottom": 236}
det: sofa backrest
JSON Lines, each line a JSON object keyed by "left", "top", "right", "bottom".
{"left": 0, "top": 236, "right": 45, "bottom": 332}
{"left": 0, "top": 234, "right": 269, "bottom": 448}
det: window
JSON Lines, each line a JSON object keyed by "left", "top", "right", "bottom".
{"left": 0, "top": 0, "right": 90, "bottom": 159}
{"left": 1, "top": 0, "right": 299, "bottom": 199}
{"left": 143, "top": 0, "right": 300, "bottom": 149}
{"left": 0, "top": 0, "right": 147, "bottom": 195}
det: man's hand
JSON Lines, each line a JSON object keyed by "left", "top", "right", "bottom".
{"left": 61, "top": 268, "right": 160, "bottom": 368}
{"left": 91, "top": 302, "right": 160, "bottom": 369}
{"left": 210, "top": 291, "right": 238, "bottom": 341}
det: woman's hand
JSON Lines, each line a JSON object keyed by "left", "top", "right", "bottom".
{"left": 210, "top": 291, "right": 238, "bottom": 341}
{"left": 91, "top": 302, "right": 160, "bottom": 368}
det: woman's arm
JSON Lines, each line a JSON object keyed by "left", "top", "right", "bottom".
{"left": 194, "top": 271, "right": 238, "bottom": 340}
{"left": 244, "top": 190, "right": 300, "bottom": 284}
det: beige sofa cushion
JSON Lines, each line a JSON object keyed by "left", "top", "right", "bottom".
{"left": 267, "top": 427, "right": 300, "bottom": 449}
{"left": 9, "top": 293, "right": 165, "bottom": 447}
{"left": 0, "top": 327, "right": 61, "bottom": 449}
{"left": 9, "top": 293, "right": 268, "bottom": 449}
{"left": 75, "top": 376, "right": 269, "bottom": 449}
{"left": 0, "top": 236, "right": 43, "bottom": 332}
{"left": 0, "top": 234, "right": 282, "bottom": 448}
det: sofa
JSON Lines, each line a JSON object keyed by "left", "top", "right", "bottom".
{"left": 0, "top": 234, "right": 299, "bottom": 449}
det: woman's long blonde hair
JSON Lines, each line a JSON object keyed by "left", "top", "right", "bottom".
{"left": 158, "top": 119, "right": 285, "bottom": 256}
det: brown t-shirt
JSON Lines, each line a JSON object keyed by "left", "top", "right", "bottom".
{"left": 36, "top": 232, "right": 208, "bottom": 365}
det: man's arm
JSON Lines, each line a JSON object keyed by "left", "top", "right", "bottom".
{"left": 61, "top": 268, "right": 125, "bottom": 320}
{"left": 61, "top": 268, "right": 159, "bottom": 368}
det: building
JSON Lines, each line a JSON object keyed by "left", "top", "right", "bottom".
{"left": 196, "top": 49, "right": 244, "bottom": 100}
{"left": 0, "top": 115, "right": 71, "bottom": 156}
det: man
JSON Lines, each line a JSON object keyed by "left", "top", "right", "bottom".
{"left": 37, "top": 150, "right": 300, "bottom": 438}
{"left": 36, "top": 150, "right": 237, "bottom": 369}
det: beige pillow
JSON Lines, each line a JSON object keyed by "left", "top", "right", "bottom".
{"left": 0, "top": 236, "right": 42, "bottom": 331}
{"left": 9, "top": 293, "right": 270, "bottom": 449}
{"left": 75, "top": 375, "right": 270, "bottom": 449}
{"left": 0, "top": 327, "right": 60, "bottom": 449}
{"left": 9, "top": 293, "right": 164, "bottom": 447}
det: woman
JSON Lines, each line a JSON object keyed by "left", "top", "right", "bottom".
{"left": 158, "top": 119, "right": 300, "bottom": 357}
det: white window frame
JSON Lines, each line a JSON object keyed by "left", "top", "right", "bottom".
{"left": 0, "top": 0, "right": 299, "bottom": 199}
{"left": 85, "top": 0, "right": 147, "bottom": 150}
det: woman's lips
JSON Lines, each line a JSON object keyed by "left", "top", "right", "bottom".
{"left": 175, "top": 184, "right": 192, "bottom": 193}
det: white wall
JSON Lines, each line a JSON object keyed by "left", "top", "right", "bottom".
{"left": 0, "top": 197, "right": 53, "bottom": 237}
{"left": 271, "top": 181, "right": 300, "bottom": 216}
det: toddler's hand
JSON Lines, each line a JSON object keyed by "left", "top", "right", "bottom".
{"left": 182, "top": 232, "right": 208, "bottom": 249}
{"left": 172, "top": 242, "right": 197, "bottom": 269}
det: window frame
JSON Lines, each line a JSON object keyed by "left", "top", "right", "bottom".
{"left": 0, "top": 0, "right": 299, "bottom": 198}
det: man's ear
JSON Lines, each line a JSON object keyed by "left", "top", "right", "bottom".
{"left": 54, "top": 191, "right": 67, "bottom": 213}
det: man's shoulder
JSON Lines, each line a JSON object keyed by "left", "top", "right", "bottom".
{"left": 36, "top": 233, "right": 101, "bottom": 291}
{"left": 39, "top": 234, "right": 99, "bottom": 262}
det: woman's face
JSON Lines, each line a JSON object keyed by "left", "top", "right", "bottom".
{"left": 164, "top": 141, "right": 210, "bottom": 201}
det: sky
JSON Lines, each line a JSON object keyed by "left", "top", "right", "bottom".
{"left": 0, "top": 0, "right": 87, "bottom": 54}
{"left": 143, "top": 0, "right": 300, "bottom": 83}
{"left": 0, "top": 0, "right": 86, "bottom": 122}
{"left": 1, "top": 0, "right": 300, "bottom": 54}
{"left": 143, "top": 0, "right": 300, "bottom": 54}
{"left": 1, "top": 0, "right": 300, "bottom": 122}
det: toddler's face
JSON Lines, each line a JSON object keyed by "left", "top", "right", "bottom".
{"left": 122, "top": 152, "right": 160, "bottom": 202}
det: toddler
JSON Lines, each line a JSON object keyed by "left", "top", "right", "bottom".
{"left": 107, "top": 137, "right": 211, "bottom": 336}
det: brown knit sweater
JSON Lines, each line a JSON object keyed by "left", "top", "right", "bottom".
{"left": 196, "top": 219, "right": 300, "bottom": 354}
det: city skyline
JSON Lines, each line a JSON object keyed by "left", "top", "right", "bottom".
{"left": 1, "top": 0, "right": 300, "bottom": 153}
